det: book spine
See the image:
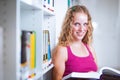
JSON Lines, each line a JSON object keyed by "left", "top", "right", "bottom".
{"left": 68, "top": 0, "right": 73, "bottom": 8}
{"left": 20, "top": 30, "right": 31, "bottom": 80}
{"left": 30, "top": 31, "right": 36, "bottom": 69}
{"left": 21, "top": 31, "right": 29, "bottom": 66}
{"left": 29, "top": 31, "right": 36, "bottom": 78}
{"left": 47, "top": 30, "right": 51, "bottom": 60}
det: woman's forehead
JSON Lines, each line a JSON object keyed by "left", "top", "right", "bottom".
{"left": 73, "top": 12, "right": 88, "bottom": 22}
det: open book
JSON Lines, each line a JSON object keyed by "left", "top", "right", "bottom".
{"left": 62, "top": 67, "right": 120, "bottom": 80}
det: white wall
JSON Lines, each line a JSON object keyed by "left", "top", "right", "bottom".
{"left": 79, "top": 0, "right": 120, "bottom": 69}
{"left": 119, "top": 0, "right": 120, "bottom": 16}
{"left": 0, "top": 26, "right": 3, "bottom": 80}
{"left": 54, "top": 0, "right": 68, "bottom": 44}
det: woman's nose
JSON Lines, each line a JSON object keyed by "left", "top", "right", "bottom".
{"left": 79, "top": 25, "right": 84, "bottom": 31}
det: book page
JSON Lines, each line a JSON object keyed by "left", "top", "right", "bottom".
{"left": 99, "top": 67, "right": 120, "bottom": 76}
{"left": 62, "top": 72, "right": 100, "bottom": 80}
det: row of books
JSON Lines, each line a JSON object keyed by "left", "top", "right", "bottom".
{"left": 20, "top": 30, "right": 36, "bottom": 80}
{"left": 43, "top": 0, "right": 54, "bottom": 12}
{"left": 20, "top": 30, "right": 52, "bottom": 79}
{"left": 42, "top": 30, "right": 52, "bottom": 72}
{"left": 67, "top": 0, "right": 80, "bottom": 8}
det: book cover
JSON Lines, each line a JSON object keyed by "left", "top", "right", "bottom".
{"left": 62, "top": 67, "right": 120, "bottom": 80}
{"left": 99, "top": 67, "right": 120, "bottom": 77}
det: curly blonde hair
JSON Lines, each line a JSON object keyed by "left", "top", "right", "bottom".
{"left": 58, "top": 5, "right": 93, "bottom": 46}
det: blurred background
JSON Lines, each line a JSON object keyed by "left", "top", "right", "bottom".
{"left": 0, "top": 0, "right": 120, "bottom": 80}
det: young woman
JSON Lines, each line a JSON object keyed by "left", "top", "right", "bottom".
{"left": 52, "top": 5, "right": 98, "bottom": 80}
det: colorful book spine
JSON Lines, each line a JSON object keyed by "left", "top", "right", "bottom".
{"left": 42, "top": 30, "right": 52, "bottom": 71}
{"left": 20, "top": 30, "right": 36, "bottom": 80}
{"left": 43, "top": 30, "right": 47, "bottom": 63}
{"left": 48, "top": 0, "right": 54, "bottom": 12}
{"left": 47, "top": 30, "right": 51, "bottom": 60}
{"left": 30, "top": 31, "right": 36, "bottom": 69}
{"left": 43, "top": 30, "right": 51, "bottom": 62}
{"left": 20, "top": 30, "right": 30, "bottom": 80}
{"left": 68, "top": 0, "right": 73, "bottom": 8}
{"left": 29, "top": 31, "right": 36, "bottom": 78}
{"left": 43, "top": 0, "right": 54, "bottom": 12}
{"left": 21, "top": 31, "right": 30, "bottom": 67}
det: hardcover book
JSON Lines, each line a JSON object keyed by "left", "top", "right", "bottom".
{"left": 62, "top": 67, "right": 120, "bottom": 80}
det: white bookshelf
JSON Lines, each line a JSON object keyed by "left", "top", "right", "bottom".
{"left": 0, "top": 0, "right": 55, "bottom": 80}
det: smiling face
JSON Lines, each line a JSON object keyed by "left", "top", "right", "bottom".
{"left": 71, "top": 12, "right": 88, "bottom": 41}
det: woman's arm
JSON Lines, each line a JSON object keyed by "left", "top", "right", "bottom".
{"left": 52, "top": 46, "right": 67, "bottom": 80}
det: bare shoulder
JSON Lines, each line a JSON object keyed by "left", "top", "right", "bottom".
{"left": 52, "top": 45, "right": 68, "bottom": 62}
{"left": 57, "top": 45, "right": 67, "bottom": 54}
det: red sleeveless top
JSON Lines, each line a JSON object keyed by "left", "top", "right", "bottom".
{"left": 63, "top": 44, "right": 98, "bottom": 77}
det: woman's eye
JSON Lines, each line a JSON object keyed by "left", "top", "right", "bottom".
{"left": 74, "top": 22, "right": 88, "bottom": 27}
{"left": 84, "top": 23, "right": 88, "bottom": 27}
{"left": 74, "top": 23, "right": 80, "bottom": 26}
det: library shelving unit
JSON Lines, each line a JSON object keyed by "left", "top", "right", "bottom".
{"left": 67, "top": 0, "right": 80, "bottom": 8}
{"left": 0, "top": 0, "right": 55, "bottom": 80}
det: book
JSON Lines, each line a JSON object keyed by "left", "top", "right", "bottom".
{"left": 21, "top": 30, "right": 30, "bottom": 66}
{"left": 42, "top": 30, "right": 52, "bottom": 72}
{"left": 20, "top": 30, "right": 36, "bottom": 80}
{"left": 62, "top": 67, "right": 120, "bottom": 80}
{"left": 30, "top": 31, "right": 36, "bottom": 69}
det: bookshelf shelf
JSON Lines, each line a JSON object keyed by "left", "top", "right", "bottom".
{"left": 20, "top": 1, "right": 41, "bottom": 10}
{"left": 20, "top": 0, "right": 42, "bottom": 9}
{"left": 30, "top": 63, "right": 53, "bottom": 80}
{"left": 43, "top": 7, "right": 55, "bottom": 16}
{"left": 43, "top": 63, "right": 54, "bottom": 75}
{"left": 0, "top": 0, "right": 55, "bottom": 80}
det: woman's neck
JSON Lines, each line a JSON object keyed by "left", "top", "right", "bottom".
{"left": 70, "top": 40, "right": 83, "bottom": 47}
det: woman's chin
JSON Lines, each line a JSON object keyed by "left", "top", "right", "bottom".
{"left": 75, "top": 37, "right": 83, "bottom": 41}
